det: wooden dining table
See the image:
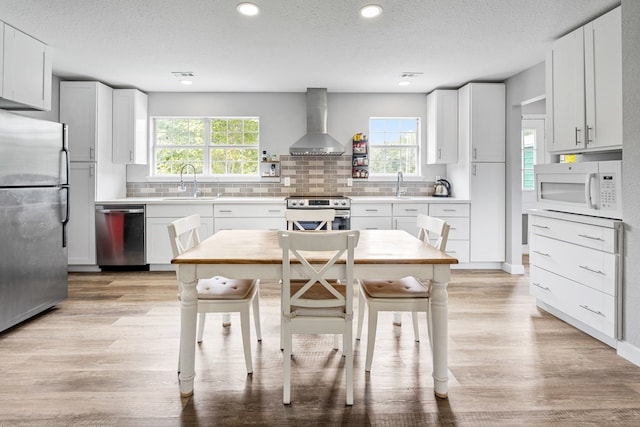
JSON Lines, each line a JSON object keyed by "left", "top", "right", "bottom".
{"left": 171, "top": 229, "right": 458, "bottom": 399}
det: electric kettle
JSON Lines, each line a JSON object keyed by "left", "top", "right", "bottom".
{"left": 433, "top": 178, "right": 451, "bottom": 197}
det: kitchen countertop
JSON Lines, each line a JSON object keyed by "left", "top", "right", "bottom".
{"left": 97, "top": 196, "right": 469, "bottom": 204}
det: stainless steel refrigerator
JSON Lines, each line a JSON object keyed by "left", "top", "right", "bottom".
{"left": 0, "top": 109, "right": 70, "bottom": 333}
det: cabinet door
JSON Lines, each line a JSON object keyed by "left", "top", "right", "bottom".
{"left": 146, "top": 217, "right": 213, "bottom": 264}
{"left": 68, "top": 163, "right": 96, "bottom": 265}
{"left": 426, "top": 90, "right": 458, "bottom": 164}
{"left": 550, "top": 26, "right": 586, "bottom": 153}
{"left": 2, "top": 24, "right": 51, "bottom": 110}
{"left": 470, "top": 163, "right": 505, "bottom": 262}
{"left": 60, "top": 82, "right": 98, "bottom": 161}
{"left": 584, "top": 7, "right": 622, "bottom": 151}
{"left": 113, "top": 89, "right": 148, "bottom": 165}
{"left": 461, "top": 83, "right": 505, "bottom": 162}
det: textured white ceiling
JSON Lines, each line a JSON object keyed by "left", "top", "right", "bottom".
{"left": 0, "top": 0, "right": 620, "bottom": 93}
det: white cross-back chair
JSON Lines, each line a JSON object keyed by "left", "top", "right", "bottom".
{"left": 168, "top": 214, "right": 261, "bottom": 374}
{"left": 278, "top": 229, "right": 360, "bottom": 405}
{"left": 356, "top": 214, "right": 450, "bottom": 371}
{"left": 285, "top": 208, "right": 335, "bottom": 231}
{"left": 283, "top": 208, "right": 340, "bottom": 349}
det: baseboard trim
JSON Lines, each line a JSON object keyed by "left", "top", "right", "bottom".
{"left": 617, "top": 341, "right": 640, "bottom": 367}
{"left": 502, "top": 262, "right": 525, "bottom": 275}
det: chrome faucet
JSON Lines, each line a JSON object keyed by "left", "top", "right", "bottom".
{"left": 396, "top": 171, "right": 405, "bottom": 197}
{"left": 178, "top": 164, "right": 200, "bottom": 198}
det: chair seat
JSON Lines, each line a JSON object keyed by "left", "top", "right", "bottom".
{"left": 197, "top": 276, "right": 256, "bottom": 300}
{"left": 361, "top": 277, "right": 430, "bottom": 298}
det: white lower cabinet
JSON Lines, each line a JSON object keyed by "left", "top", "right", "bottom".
{"left": 392, "top": 203, "right": 428, "bottom": 236}
{"left": 214, "top": 203, "right": 285, "bottom": 232}
{"left": 429, "top": 203, "right": 470, "bottom": 263}
{"left": 145, "top": 204, "right": 213, "bottom": 265}
{"left": 350, "top": 203, "right": 392, "bottom": 230}
{"left": 528, "top": 210, "right": 623, "bottom": 346}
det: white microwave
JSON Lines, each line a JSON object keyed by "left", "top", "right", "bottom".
{"left": 534, "top": 160, "right": 622, "bottom": 220}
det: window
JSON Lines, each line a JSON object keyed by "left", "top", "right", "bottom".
{"left": 152, "top": 117, "right": 259, "bottom": 176}
{"left": 521, "top": 127, "right": 536, "bottom": 190}
{"left": 368, "top": 117, "right": 419, "bottom": 175}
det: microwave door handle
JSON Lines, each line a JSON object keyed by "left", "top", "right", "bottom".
{"left": 585, "top": 173, "right": 596, "bottom": 209}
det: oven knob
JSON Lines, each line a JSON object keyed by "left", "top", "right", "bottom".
{"left": 291, "top": 201, "right": 297, "bottom": 206}
{"left": 341, "top": 200, "right": 347, "bottom": 206}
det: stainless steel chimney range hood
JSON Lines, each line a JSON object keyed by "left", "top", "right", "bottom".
{"left": 289, "top": 88, "right": 345, "bottom": 156}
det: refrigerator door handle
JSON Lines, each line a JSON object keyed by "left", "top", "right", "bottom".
{"left": 61, "top": 185, "right": 70, "bottom": 248}
{"left": 61, "top": 124, "right": 70, "bottom": 186}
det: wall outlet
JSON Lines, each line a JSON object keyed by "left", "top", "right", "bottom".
{"left": 284, "top": 176, "right": 291, "bottom": 187}
{"left": 347, "top": 177, "right": 353, "bottom": 187}
{"left": 435, "top": 175, "right": 441, "bottom": 182}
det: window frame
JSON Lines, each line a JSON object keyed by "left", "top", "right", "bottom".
{"left": 150, "top": 116, "right": 260, "bottom": 178}
{"left": 367, "top": 116, "right": 421, "bottom": 177}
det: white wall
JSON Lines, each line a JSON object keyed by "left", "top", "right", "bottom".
{"left": 504, "top": 62, "right": 546, "bottom": 274}
{"left": 620, "top": 0, "right": 640, "bottom": 361}
{"left": 128, "top": 91, "right": 446, "bottom": 181}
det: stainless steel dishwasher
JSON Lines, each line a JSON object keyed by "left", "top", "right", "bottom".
{"left": 95, "top": 204, "right": 146, "bottom": 268}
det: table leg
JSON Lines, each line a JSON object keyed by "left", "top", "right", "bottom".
{"left": 430, "top": 266, "right": 449, "bottom": 398}
{"left": 178, "top": 273, "right": 199, "bottom": 397}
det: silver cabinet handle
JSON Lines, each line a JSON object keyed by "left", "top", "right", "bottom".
{"left": 268, "top": 209, "right": 281, "bottom": 213}
{"left": 578, "top": 234, "right": 604, "bottom": 241}
{"left": 218, "top": 209, "right": 232, "bottom": 213}
{"left": 586, "top": 126, "right": 593, "bottom": 144}
{"left": 579, "top": 265, "right": 605, "bottom": 275}
{"left": 532, "top": 250, "right": 551, "bottom": 257}
{"left": 472, "top": 147, "right": 477, "bottom": 160}
{"left": 404, "top": 209, "right": 418, "bottom": 212}
{"left": 443, "top": 209, "right": 457, "bottom": 212}
{"left": 579, "top": 305, "right": 604, "bottom": 316}
{"left": 532, "top": 282, "right": 550, "bottom": 291}
{"left": 532, "top": 224, "right": 550, "bottom": 229}
{"left": 575, "top": 127, "right": 581, "bottom": 145}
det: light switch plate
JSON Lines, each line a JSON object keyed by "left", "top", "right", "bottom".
{"left": 284, "top": 176, "right": 291, "bottom": 187}
{"left": 347, "top": 178, "right": 353, "bottom": 187}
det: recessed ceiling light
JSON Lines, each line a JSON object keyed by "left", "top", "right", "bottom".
{"left": 360, "top": 4, "right": 382, "bottom": 18}
{"left": 398, "top": 81, "right": 411, "bottom": 86}
{"left": 237, "top": 2, "right": 260, "bottom": 16}
{"left": 180, "top": 80, "right": 193, "bottom": 86}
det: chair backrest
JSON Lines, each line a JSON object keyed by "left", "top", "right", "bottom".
{"left": 285, "top": 209, "right": 336, "bottom": 231}
{"left": 277, "top": 230, "right": 360, "bottom": 317}
{"left": 167, "top": 214, "right": 202, "bottom": 257}
{"left": 416, "top": 213, "right": 450, "bottom": 251}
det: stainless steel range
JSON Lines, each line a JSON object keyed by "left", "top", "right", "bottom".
{"left": 285, "top": 196, "right": 351, "bottom": 230}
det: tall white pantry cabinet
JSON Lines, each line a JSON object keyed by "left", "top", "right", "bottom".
{"left": 60, "top": 81, "right": 126, "bottom": 267}
{"left": 448, "top": 82, "right": 506, "bottom": 265}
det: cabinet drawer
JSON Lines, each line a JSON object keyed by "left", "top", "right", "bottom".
{"left": 530, "top": 266, "right": 615, "bottom": 337}
{"left": 146, "top": 204, "right": 212, "bottom": 218}
{"left": 215, "top": 217, "right": 283, "bottom": 232}
{"left": 529, "top": 214, "right": 618, "bottom": 253}
{"left": 444, "top": 240, "right": 469, "bottom": 263}
{"left": 443, "top": 217, "right": 469, "bottom": 240}
{"left": 351, "top": 216, "right": 392, "bottom": 230}
{"left": 351, "top": 203, "right": 392, "bottom": 217}
{"left": 530, "top": 234, "right": 618, "bottom": 296}
{"left": 429, "top": 203, "right": 470, "bottom": 217}
{"left": 214, "top": 203, "right": 285, "bottom": 218}
{"left": 392, "top": 203, "right": 428, "bottom": 216}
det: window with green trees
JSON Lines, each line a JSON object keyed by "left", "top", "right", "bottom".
{"left": 152, "top": 117, "right": 260, "bottom": 176}
{"left": 368, "top": 117, "right": 419, "bottom": 175}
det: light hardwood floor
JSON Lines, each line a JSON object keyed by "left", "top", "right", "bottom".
{"left": 1, "top": 266, "right": 640, "bottom": 426}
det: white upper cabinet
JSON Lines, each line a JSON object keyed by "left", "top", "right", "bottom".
{"left": 547, "top": 6, "right": 622, "bottom": 153}
{"left": 60, "top": 81, "right": 113, "bottom": 162}
{"left": 113, "top": 89, "right": 148, "bottom": 165}
{"left": 458, "top": 83, "right": 505, "bottom": 163}
{"left": 0, "top": 22, "right": 52, "bottom": 111}
{"left": 426, "top": 89, "right": 458, "bottom": 164}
